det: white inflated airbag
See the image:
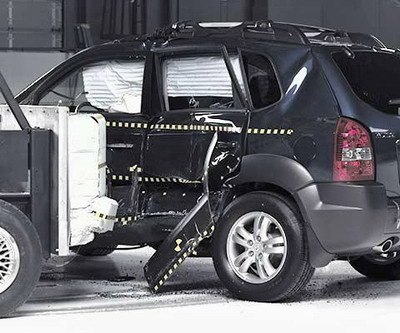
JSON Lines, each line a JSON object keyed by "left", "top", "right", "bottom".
{"left": 82, "top": 60, "right": 145, "bottom": 113}
{"left": 164, "top": 55, "right": 245, "bottom": 97}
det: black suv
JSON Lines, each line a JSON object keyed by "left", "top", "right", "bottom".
{"left": 5, "top": 21, "right": 400, "bottom": 308}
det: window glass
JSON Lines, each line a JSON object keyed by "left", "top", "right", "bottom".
{"left": 333, "top": 51, "right": 400, "bottom": 116}
{"left": 163, "top": 55, "right": 246, "bottom": 111}
{"left": 242, "top": 52, "right": 281, "bottom": 109}
{"left": 39, "top": 59, "right": 146, "bottom": 113}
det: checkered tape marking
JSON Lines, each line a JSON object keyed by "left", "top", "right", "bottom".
{"left": 150, "top": 123, "right": 242, "bottom": 133}
{"left": 110, "top": 165, "right": 202, "bottom": 184}
{"left": 92, "top": 211, "right": 116, "bottom": 221}
{"left": 92, "top": 210, "right": 140, "bottom": 225}
{"left": 247, "top": 128, "right": 294, "bottom": 135}
{"left": 106, "top": 121, "right": 294, "bottom": 135}
{"left": 106, "top": 121, "right": 148, "bottom": 129}
{"left": 115, "top": 215, "right": 139, "bottom": 225}
{"left": 153, "top": 224, "right": 215, "bottom": 292}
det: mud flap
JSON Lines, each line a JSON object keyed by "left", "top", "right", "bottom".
{"left": 144, "top": 194, "right": 214, "bottom": 291}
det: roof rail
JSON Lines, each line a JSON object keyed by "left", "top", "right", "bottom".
{"left": 127, "top": 21, "right": 387, "bottom": 49}
{"left": 278, "top": 22, "right": 387, "bottom": 48}
{"left": 157, "top": 20, "right": 309, "bottom": 45}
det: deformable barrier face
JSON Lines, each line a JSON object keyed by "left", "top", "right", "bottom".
{"left": 0, "top": 106, "right": 118, "bottom": 253}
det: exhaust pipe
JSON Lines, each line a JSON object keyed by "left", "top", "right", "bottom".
{"left": 373, "top": 239, "right": 393, "bottom": 253}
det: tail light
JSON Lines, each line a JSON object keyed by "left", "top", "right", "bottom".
{"left": 333, "top": 117, "right": 375, "bottom": 182}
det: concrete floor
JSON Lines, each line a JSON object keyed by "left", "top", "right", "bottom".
{"left": 3, "top": 247, "right": 400, "bottom": 332}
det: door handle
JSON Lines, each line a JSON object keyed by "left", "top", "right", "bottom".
{"left": 216, "top": 141, "right": 238, "bottom": 149}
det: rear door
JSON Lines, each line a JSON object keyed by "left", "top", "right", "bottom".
{"left": 141, "top": 46, "right": 250, "bottom": 218}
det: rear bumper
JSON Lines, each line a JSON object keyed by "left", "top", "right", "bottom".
{"left": 294, "top": 181, "right": 398, "bottom": 257}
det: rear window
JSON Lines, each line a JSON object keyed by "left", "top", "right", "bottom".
{"left": 241, "top": 52, "right": 281, "bottom": 109}
{"left": 333, "top": 51, "right": 400, "bottom": 116}
{"left": 163, "top": 55, "right": 245, "bottom": 111}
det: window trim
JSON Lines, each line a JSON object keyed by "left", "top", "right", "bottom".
{"left": 28, "top": 50, "right": 147, "bottom": 106}
{"left": 239, "top": 48, "right": 284, "bottom": 112}
{"left": 331, "top": 49, "right": 400, "bottom": 118}
{"left": 154, "top": 46, "right": 251, "bottom": 114}
{"left": 35, "top": 55, "right": 147, "bottom": 108}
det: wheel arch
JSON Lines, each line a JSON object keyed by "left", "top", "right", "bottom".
{"left": 224, "top": 154, "right": 334, "bottom": 268}
{"left": 228, "top": 154, "right": 314, "bottom": 193}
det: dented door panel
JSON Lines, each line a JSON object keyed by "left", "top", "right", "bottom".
{"left": 103, "top": 113, "right": 148, "bottom": 181}
{"left": 143, "top": 110, "right": 248, "bottom": 180}
{"left": 144, "top": 111, "right": 249, "bottom": 291}
{"left": 102, "top": 113, "right": 148, "bottom": 222}
{"left": 143, "top": 110, "right": 194, "bottom": 180}
{"left": 142, "top": 186, "right": 202, "bottom": 218}
{"left": 191, "top": 110, "right": 249, "bottom": 189}
{"left": 140, "top": 109, "right": 248, "bottom": 217}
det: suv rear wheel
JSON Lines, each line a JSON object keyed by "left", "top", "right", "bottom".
{"left": 212, "top": 192, "right": 314, "bottom": 302}
{"left": 350, "top": 252, "right": 400, "bottom": 279}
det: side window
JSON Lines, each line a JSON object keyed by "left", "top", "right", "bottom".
{"left": 38, "top": 59, "right": 146, "bottom": 113}
{"left": 242, "top": 52, "right": 281, "bottom": 109}
{"left": 163, "top": 55, "right": 245, "bottom": 111}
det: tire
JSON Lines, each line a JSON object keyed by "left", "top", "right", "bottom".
{"left": 0, "top": 200, "right": 42, "bottom": 317}
{"left": 212, "top": 191, "right": 314, "bottom": 302}
{"left": 350, "top": 252, "right": 400, "bottom": 280}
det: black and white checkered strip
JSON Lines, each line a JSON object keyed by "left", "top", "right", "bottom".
{"left": 111, "top": 165, "right": 202, "bottom": 184}
{"left": 153, "top": 224, "right": 215, "bottom": 292}
{"left": 110, "top": 174, "right": 202, "bottom": 184}
{"left": 106, "top": 121, "right": 241, "bottom": 133}
{"left": 139, "top": 176, "right": 201, "bottom": 184}
{"left": 247, "top": 128, "right": 294, "bottom": 135}
{"left": 106, "top": 121, "right": 148, "bottom": 129}
{"left": 91, "top": 211, "right": 116, "bottom": 221}
{"left": 115, "top": 215, "right": 139, "bottom": 225}
{"left": 106, "top": 121, "right": 294, "bottom": 135}
{"left": 92, "top": 211, "right": 139, "bottom": 224}
{"left": 150, "top": 123, "right": 242, "bottom": 133}
{"left": 129, "top": 166, "right": 142, "bottom": 173}
{"left": 111, "top": 174, "right": 132, "bottom": 181}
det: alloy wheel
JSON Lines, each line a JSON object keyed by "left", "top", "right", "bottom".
{"left": 226, "top": 211, "right": 287, "bottom": 284}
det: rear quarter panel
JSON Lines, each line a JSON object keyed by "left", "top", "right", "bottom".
{"left": 317, "top": 47, "right": 400, "bottom": 196}
{"left": 244, "top": 42, "right": 339, "bottom": 183}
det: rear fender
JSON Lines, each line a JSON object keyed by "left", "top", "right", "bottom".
{"left": 228, "top": 154, "right": 334, "bottom": 267}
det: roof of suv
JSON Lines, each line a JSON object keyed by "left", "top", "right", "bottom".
{"left": 116, "top": 21, "right": 387, "bottom": 50}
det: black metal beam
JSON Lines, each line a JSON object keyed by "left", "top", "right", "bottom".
{"left": 0, "top": 72, "right": 30, "bottom": 130}
{"left": 140, "top": 0, "right": 147, "bottom": 34}
{"left": 242, "top": 0, "right": 255, "bottom": 21}
{"left": 77, "top": 0, "right": 87, "bottom": 23}
{"left": 63, "top": 0, "right": 79, "bottom": 50}
{"left": 152, "top": 0, "right": 170, "bottom": 29}
{"left": 30, "top": 129, "right": 51, "bottom": 258}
